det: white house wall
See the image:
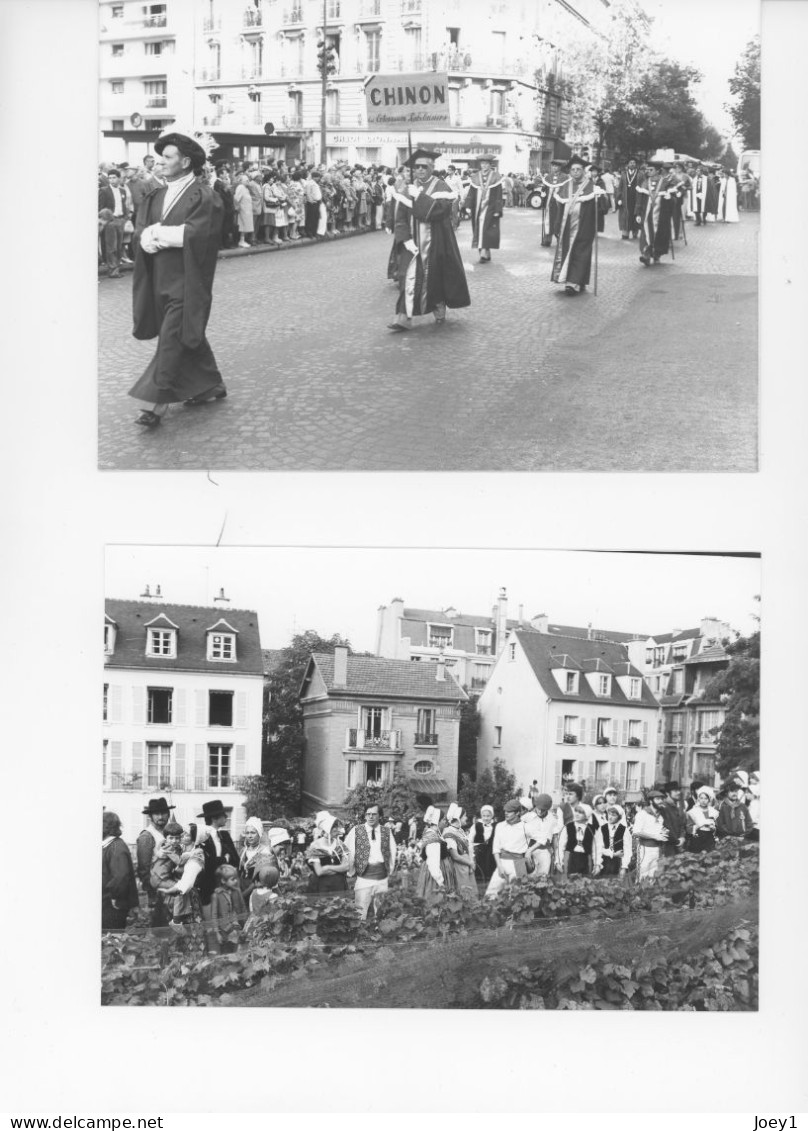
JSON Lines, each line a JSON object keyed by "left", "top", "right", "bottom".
{"left": 102, "top": 667, "right": 263, "bottom": 844}
{"left": 477, "top": 645, "right": 546, "bottom": 792}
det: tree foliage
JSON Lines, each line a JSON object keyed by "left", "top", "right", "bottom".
{"left": 262, "top": 629, "right": 353, "bottom": 815}
{"left": 703, "top": 627, "right": 760, "bottom": 779}
{"left": 457, "top": 756, "right": 519, "bottom": 820}
{"left": 726, "top": 37, "right": 760, "bottom": 149}
{"left": 343, "top": 767, "right": 421, "bottom": 824}
{"left": 457, "top": 696, "right": 481, "bottom": 781}
{"left": 235, "top": 775, "right": 275, "bottom": 822}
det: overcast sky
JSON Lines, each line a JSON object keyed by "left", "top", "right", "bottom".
{"left": 645, "top": 0, "right": 760, "bottom": 138}
{"left": 105, "top": 547, "right": 760, "bottom": 651}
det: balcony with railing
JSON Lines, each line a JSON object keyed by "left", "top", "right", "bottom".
{"left": 203, "top": 16, "right": 221, "bottom": 32}
{"left": 144, "top": 13, "right": 168, "bottom": 28}
{"left": 145, "top": 95, "right": 168, "bottom": 107}
{"left": 694, "top": 730, "right": 717, "bottom": 745}
{"left": 346, "top": 728, "right": 402, "bottom": 751}
{"left": 107, "top": 774, "right": 236, "bottom": 792}
{"left": 283, "top": 5, "right": 305, "bottom": 23}
{"left": 241, "top": 65, "right": 265, "bottom": 80}
{"left": 664, "top": 729, "right": 684, "bottom": 744}
{"left": 562, "top": 733, "right": 578, "bottom": 744}
{"left": 358, "top": 0, "right": 383, "bottom": 16}
{"left": 401, "top": 0, "right": 421, "bottom": 12}
{"left": 428, "top": 634, "right": 452, "bottom": 649}
{"left": 470, "top": 677, "right": 488, "bottom": 690}
{"left": 199, "top": 66, "right": 221, "bottom": 81}
{"left": 280, "top": 62, "right": 307, "bottom": 78}
{"left": 243, "top": 10, "right": 264, "bottom": 29}
{"left": 413, "top": 732, "right": 438, "bottom": 746}
{"left": 283, "top": 115, "right": 304, "bottom": 129}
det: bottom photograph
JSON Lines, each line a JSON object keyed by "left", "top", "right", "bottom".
{"left": 101, "top": 546, "right": 760, "bottom": 1009}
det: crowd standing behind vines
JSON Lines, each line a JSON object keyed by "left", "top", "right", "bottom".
{"left": 101, "top": 768, "right": 759, "bottom": 953}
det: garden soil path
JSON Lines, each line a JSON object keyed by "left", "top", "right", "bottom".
{"left": 234, "top": 896, "right": 756, "bottom": 1009}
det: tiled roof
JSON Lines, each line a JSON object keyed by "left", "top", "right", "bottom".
{"left": 544, "top": 623, "right": 645, "bottom": 643}
{"left": 549, "top": 654, "right": 583, "bottom": 671}
{"left": 105, "top": 599, "right": 264, "bottom": 675}
{"left": 684, "top": 645, "right": 728, "bottom": 665}
{"left": 515, "top": 631, "right": 657, "bottom": 709}
{"left": 307, "top": 653, "right": 467, "bottom": 702}
{"left": 580, "top": 657, "right": 615, "bottom": 674}
{"left": 651, "top": 627, "right": 701, "bottom": 644}
{"left": 660, "top": 693, "right": 687, "bottom": 707}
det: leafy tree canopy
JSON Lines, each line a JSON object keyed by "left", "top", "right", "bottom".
{"left": 703, "top": 622, "right": 760, "bottom": 780}
{"left": 726, "top": 37, "right": 760, "bottom": 149}
{"left": 343, "top": 768, "right": 421, "bottom": 824}
{"left": 457, "top": 696, "right": 481, "bottom": 781}
{"left": 458, "top": 757, "right": 520, "bottom": 821}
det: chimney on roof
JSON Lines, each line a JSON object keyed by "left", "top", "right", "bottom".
{"left": 700, "top": 616, "right": 730, "bottom": 640}
{"left": 435, "top": 656, "right": 446, "bottom": 681}
{"left": 333, "top": 645, "right": 348, "bottom": 688}
{"left": 140, "top": 584, "right": 163, "bottom": 601}
{"left": 587, "top": 622, "right": 592, "bottom": 640}
{"left": 531, "top": 613, "right": 549, "bottom": 633}
{"left": 214, "top": 587, "right": 230, "bottom": 604}
{"left": 495, "top": 587, "right": 508, "bottom": 656}
{"left": 518, "top": 604, "right": 524, "bottom": 623}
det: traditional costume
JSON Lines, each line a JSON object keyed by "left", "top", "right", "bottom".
{"left": 344, "top": 817, "right": 396, "bottom": 918}
{"left": 442, "top": 804, "right": 479, "bottom": 900}
{"left": 389, "top": 149, "right": 470, "bottom": 330}
{"left": 465, "top": 154, "right": 503, "bottom": 262}
{"left": 551, "top": 156, "right": 608, "bottom": 295}
{"left": 594, "top": 815, "right": 632, "bottom": 876}
{"left": 485, "top": 801, "right": 531, "bottom": 898}
{"left": 415, "top": 807, "right": 450, "bottom": 903}
{"left": 717, "top": 171, "right": 740, "bottom": 222}
{"left": 636, "top": 163, "right": 674, "bottom": 265}
{"left": 129, "top": 128, "right": 225, "bottom": 424}
{"left": 471, "top": 807, "right": 497, "bottom": 881}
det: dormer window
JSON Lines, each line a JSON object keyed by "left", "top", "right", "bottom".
{"left": 104, "top": 620, "right": 116, "bottom": 655}
{"left": 629, "top": 677, "right": 641, "bottom": 699}
{"left": 147, "top": 628, "right": 176, "bottom": 657}
{"left": 475, "top": 629, "right": 492, "bottom": 656}
{"left": 428, "top": 623, "right": 453, "bottom": 649}
{"left": 565, "top": 671, "right": 578, "bottom": 694}
{"left": 206, "top": 619, "right": 239, "bottom": 661}
{"left": 597, "top": 674, "right": 611, "bottom": 696}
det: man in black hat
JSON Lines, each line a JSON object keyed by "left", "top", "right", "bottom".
{"left": 635, "top": 158, "right": 674, "bottom": 266}
{"left": 551, "top": 155, "right": 609, "bottom": 295}
{"left": 136, "top": 796, "right": 175, "bottom": 926}
{"left": 465, "top": 153, "right": 503, "bottom": 263}
{"left": 616, "top": 157, "right": 642, "bottom": 240}
{"left": 387, "top": 148, "right": 470, "bottom": 331}
{"left": 127, "top": 128, "right": 226, "bottom": 428}
{"left": 660, "top": 781, "right": 686, "bottom": 856}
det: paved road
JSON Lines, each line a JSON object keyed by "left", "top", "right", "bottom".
{"left": 98, "top": 210, "right": 758, "bottom": 471}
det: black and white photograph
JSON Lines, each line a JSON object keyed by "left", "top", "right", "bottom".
{"left": 101, "top": 547, "right": 761, "bottom": 1010}
{"left": 96, "top": 0, "right": 760, "bottom": 471}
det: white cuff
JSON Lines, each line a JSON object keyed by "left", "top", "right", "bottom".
{"left": 154, "top": 223, "right": 185, "bottom": 248}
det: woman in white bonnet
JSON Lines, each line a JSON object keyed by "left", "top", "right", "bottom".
{"left": 442, "top": 803, "right": 479, "bottom": 900}
{"left": 415, "top": 806, "right": 450, "bottom": 904}
{"left": 238, "top": 816, "right": 273, "bottom": 903}
{"left": 685, "top": 786, "right": 718, "bottom": 852}
{"left": 306, "top": 811, "right": 350, "bottom": 896}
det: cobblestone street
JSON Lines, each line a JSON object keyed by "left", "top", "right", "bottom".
{"left": 98, "top": 210, "right": 758, "bottom": 471}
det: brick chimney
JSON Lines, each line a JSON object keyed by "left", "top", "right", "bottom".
{"left": 495, "top": 587, "right": 508, "bottom": 655}
{"left": 531, "top": 613, "right": 549, "bottom": 632}
{"left": 435, "top": 657, "right": 446, "bottom": 682}
{"left": 333, "top": 646, "right": 348, "bottom": 688}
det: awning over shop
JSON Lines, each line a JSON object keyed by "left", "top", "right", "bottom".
{"left": 409, "top": 777, "right": 451, "bottom": 798}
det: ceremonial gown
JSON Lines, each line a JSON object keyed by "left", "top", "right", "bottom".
{"left": 543, "top": 172, "right": 570, "bottom": 246}
{"left": 550, "top": 176, "right": 608, "bottom": 288}
{"left": 617, "top": 168, "right": 642, "bottom": 238}
{"left": 392, "top": 176, "right": 471, "bottom": 318}
{"left": 718, "top": 174, "right": 739, "bottom": 222}
{"left": 704, "top": 174, "right": 720, "bottom": 220}
{"left": 465, "top": 170, "right": 503, "bottom": 252}
{"left": 636, "top": 173, "right": 674, "bottom": 261}
{"left": 129, "top": 177, "right": 224, "bottom": 404}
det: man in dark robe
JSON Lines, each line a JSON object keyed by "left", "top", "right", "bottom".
{"left": 551, "top": 155, "right": 609, "bottom": 296}
{"left": 616, "top": 157, "right": 642, "bottom": 240}
{"left": 541, "top": 157, "right": 570, "bottom": 247}
{"left": 388, "top": 148, "right": 470, "bottom": 331}
{"left": 704, "top": 164, "right": 721, "bottom": 220}
{"left": 669, "top": 161, "right": 690, "bottom": 239}
{"left": 128, "top": 128, "right": 225, "bottom": 427}
{"left": 636, "top": 158, "right": 674, "bottom": 266}
{"left": 464, "top": 153, "right": 503, "bottom": 263}
{"left": 690, "top": 162, "right": 710, "bottom": 225}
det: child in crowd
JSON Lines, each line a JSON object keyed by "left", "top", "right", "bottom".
{"left": 561, "top": 805, "right": 595, "bottom": 876}
{"left": 211, "top": 864, "right": 247, "bottom": 953}
{"left": 594, "top": 806, "right": 632, "bottom": 876}
{"left": 245, "top": 865, "right": 280, "bottom": 930}
{"left": 150, "top": 818, "right": 193, "bottom": 927}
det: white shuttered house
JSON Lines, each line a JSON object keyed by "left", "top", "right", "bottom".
{"left": 103, "top": 599, "right": 264, "bottom": 843}
{"left": 477, "top": 630, "right": 660, "bottom": 802}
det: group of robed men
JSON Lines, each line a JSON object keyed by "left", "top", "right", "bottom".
{"left": 123, "top": 128, "right": 736, "bottom": 426}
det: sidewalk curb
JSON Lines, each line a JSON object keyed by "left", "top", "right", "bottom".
{"left": 98, "top": 224, "right": 389, "bottom": 279}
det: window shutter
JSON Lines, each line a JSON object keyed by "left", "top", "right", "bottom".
{"left": 620, "top": 761, "right": 627, "bottom": 788}
{"left": 556, "top": 717, "right": 563, "bottom": 742}
{"left": 111, "top": 740, "right": 123, "bottom": 785}
{"left": 621, "top": 719, "right": 629, "bottom": 746}
{"left": 235, "top": 744, "right": 246, "bottom": 777}
{"left": 175, "top": 742, "right": 186, "bottom": 789}
{"left": 110, "top": 685, "right": 123, "bottom": 724}
{"left": 554, "top": 761, "right": 562, "bottom": 790}
{"left": 195, "top": 744, "right": 206, "bottom": 791}
{"left": 587, "top": 760, "right": 595, "bottom": 784}
{"left": 640, "top": 761, "right": 647, "bottom": 786}
{"left": 642, "top": 720, "right": 649, "bottom": 747}
{"left": 175, "top": 688, "right": 187, "bottom": 726}
{"left": 611, "top": 719, "right": 619, "bottom": 747}
{"left": 609, "top": 761, "right": 617, "bottom": 784}
{"left": 132, "top": 685, "right": 146, "bottom": 725}
{"left": 590, "top": 718, "right": 597, "bottom": 745}
{"left": 195, "top": 690, "right": 207, "bottom": 727}
{"left": 236, "top": 692, "right": 248, "bottom": 728}
{"left": 131, "top": 741, "right": 144, "bottom": 782}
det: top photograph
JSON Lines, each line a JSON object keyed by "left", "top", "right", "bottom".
{"left": 97, "top": 0, "right": 760, "bottom": 472}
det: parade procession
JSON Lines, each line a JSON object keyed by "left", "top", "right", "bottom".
{"left": 97, "top": 0, "right": 760, "bottom": 473}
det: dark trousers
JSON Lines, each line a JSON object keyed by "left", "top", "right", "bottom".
{"left": 102, "top": 900, "right": 129, "bottom": 931}
{"left": 103, "top": 216, "right": 126, "bottom": 271}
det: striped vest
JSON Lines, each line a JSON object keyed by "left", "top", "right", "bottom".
{"left": 353, "top": 823, "right": 393, "bottom": 876}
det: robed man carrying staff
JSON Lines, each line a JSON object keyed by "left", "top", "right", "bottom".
{"left": 388, "top": 148, "right": 470, "bottom": 332}
{"left": 128, "top": 126, "right": 226, "bottom": 428}
{"left": 551, "top": 155, "right": 609, "bottom": 296}
{"left": 465, "top": 152, "right": 503, "bottom": 263}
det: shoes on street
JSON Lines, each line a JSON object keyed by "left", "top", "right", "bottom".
{"left": 120, "top": 256, "right": 134, "bottom": 264}
{"left": 108, "top": 269, "right": 121, "bottom": 277}
{"left": 639, "top": 255, "right": 650, "bottom": 266}
{"left": 184, "top": 383, "right": 227, "bottom": 406}
{"left": 564, "top": 285, "right": 579, "bottom": 296}
{"left": 388, "top": 321, "right": 411, "bottom": 332}
{"left": 135, "top": 410, "right": 162, "bottom": 428}
{"left": 237, "top": 240, "right": 250, "bottom": 248}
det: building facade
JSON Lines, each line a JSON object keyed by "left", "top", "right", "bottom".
{"left": 103, "top": 597, "right": 264, "bottom": 840}
{"left": 477, "top": 629, "right": 660, "bottom": 801}
{"left": 189, "top": 0, "right": 609, "bottom": 169}
{"left": 299, "top": 647, "right": 466, "bottom": 813}
{"left": 99, "top": 0, "right": 196, "bottom": 163}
